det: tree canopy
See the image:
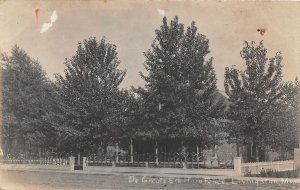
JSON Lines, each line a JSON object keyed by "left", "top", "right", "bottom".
{"left": 54, "top": 37, "right": 127, "bottom": 154}
{"left": 1, "top": 18, "right": 298, "bottom": 162}
{"left": 1, "top": 46, "right": 56, "bottom": 156}
{"left": 137, "top": 16, "right": 225, "bottom": 151}
{"left": 224, "top": 41, "right": 299, "bottom": 161}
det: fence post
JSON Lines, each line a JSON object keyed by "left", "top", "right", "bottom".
{"left": 82, "top": 157, "right": 87, "bottom": 170}
{"left": 234, "top": 157, "right": 242, "bottom": 176}
{"left": 294, "top": 148, "right": 300, "bottom": 170}
{"left": 69, "top": 156, "right": 75, "bottom": 170}
{"left": 77, "top": 153, "right": 81, "bottom": 165}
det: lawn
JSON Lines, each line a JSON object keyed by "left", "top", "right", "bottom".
{"left": 0, "top": 170, "right": 299, "bottom": 190}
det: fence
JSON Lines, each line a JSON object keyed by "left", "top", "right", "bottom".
{"left": 87, "top": 152, "right": 233, "bottom": 169}
{"left": 0, "top": 153, "right": 232, "bottom": 169}
{"left": 241, "top": 160, "right": 294, "bottom": 175}
{"left": 3, "top": 150, "right": 300, "bottom": 178}
{"left": 0, "top": 157, "right": 69, "bottom": 165}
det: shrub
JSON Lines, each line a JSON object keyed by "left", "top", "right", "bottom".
{"left": 258, "top": 169, "right": 299, "bottom": 178}
{"left": 244, "top": 167, "right": 252, "bottom": 176}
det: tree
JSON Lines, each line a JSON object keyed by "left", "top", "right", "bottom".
{"left": 138, "top": 16, "right": 225, "bottom": 153}
{"left": 54, "top": 37, "right": 126, "bottom": 155}
{"left": 113, "top": 88, "right": 145, "bottom": 155}
{"left": 1, "top": 46, "right": 56, "bottom": 157}
{"left": 224, "top": 41, "right": 298, "bottom": 161}
{"left": 263, "top": 79, "right": 299, "bottom": 155}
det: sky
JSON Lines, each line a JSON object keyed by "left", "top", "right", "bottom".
{"left": 0, "top": 0, "right": 299, "bottom": 92}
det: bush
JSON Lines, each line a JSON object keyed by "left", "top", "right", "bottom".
{"left": 244, "top": 167, "right": 252, "bottom": 176}
{"left": 258, "top": 169, "right": 299, "bottom": 178}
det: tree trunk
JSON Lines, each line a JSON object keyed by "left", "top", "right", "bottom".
{"left": 246, "top": 143, "right": 252, "bottom": 162}
{"left": 196, "top": 144, "right": 199, "bottom": 157}
{"left": 258, "top": 146, "right": 265, "bottom": 162}
{"left": 115, "top": 142, "right": 119, "bottom": 163}
{"left": 196, "top": 144, "right": 199, "bottom": 163}
{"left": 155, "top": 141, "right": 158, "bottom": 165}
{"left": 252, "top": 141, "right": 257, "bottom": 162}
{"left": 39, "top": 147, "right": 42, "bottom": 164}
{"left": 236, "top": 142, "right": 240, "bottom": 157}
{"left": 103, "top": 143, "right": 108, "bottom": 155}
{"left": 130, "top": 139, "right": 133, "bottom": 163}
{"left": 181, "top": 140, "right": 187, "bottom": 167}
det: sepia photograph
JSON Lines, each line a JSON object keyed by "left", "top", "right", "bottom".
{"left": 0, "top": 0, "right": 300, "bottom": 189}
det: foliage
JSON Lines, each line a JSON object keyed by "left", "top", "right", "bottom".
{"left": 54, "top": 37, "right": 126, "bottom": 154}
{"left": 264, "top": 79, "right": 300, "bottom": 152}
{"left": 2, "top": 21, "right": 297, "bottom": 160}
{"left": 138, "top": 16, "right": 225, "bottom": 150}
{"left": 224, "top": 41, "right": 299, "bottom": 161}
{"left": 1, "top": 46, "right": 56, "bottom": 156}
{"left": 245, "top": 169, "right": 299, "bottom": 178}
{"left": 279, "top": 170, "right": 299, "bottom": 178}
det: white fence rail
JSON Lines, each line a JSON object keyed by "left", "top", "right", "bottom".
{"left": 0, "top": 158, "right": 69, "bottom": 165}
{"left": 241, "top": 160, "right": 294, "bottom": 174}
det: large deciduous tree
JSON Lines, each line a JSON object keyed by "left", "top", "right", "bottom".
{"left": 138, "top": 16, "right": 225, "bottom": 153}
{"left": 1, "top": 46, "right": 56, "bottom": 157}
{"left": 264, "top": 79, "right": 300, "bottom": 155}
{"left": 224, "top": 41, "right": 298, "bottom": 161}
{"left": 55, "top": 37, "right": 126, "bottom": 155}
